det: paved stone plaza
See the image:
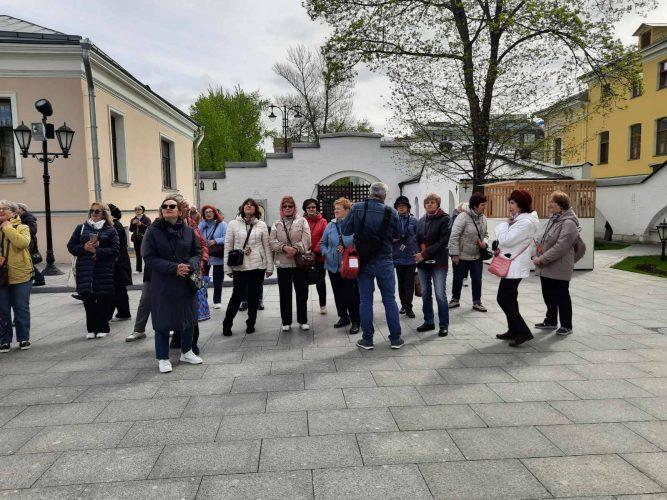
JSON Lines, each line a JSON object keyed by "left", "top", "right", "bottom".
{"left": 0, "top": 247, "right": 665, "bottom": 499}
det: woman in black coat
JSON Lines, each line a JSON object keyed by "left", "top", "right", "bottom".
{"left": 142, "top": 197, "right": 203, "bottom": 373}
{"left": 129, "top": 205, "right": 151, "bottom": 273}
{"left": 108, "top": 203, "right": 132, "bottom": 321}
{"left": 67, "top": 202, "right": 119, "bottom": 339}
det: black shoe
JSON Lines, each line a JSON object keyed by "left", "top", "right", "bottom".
{"left": 19, "top": 341, "right": 31, "bottom": 350}
{"left": 390, "top": 338, "right": 405, "bottom": 349}
{"left": 334, "top": 318, "right": 351, "bottom": 328}
{"left": 556, "top": 327, "right": 573, "bottom": 336}
{"left": 349, "top": 323, "right": 360, "bottom": 335}
{"left": 0, "top": 344, "right": 9, "bottom": 353}
{"left": 416, "top": 323, "right": 435, "bottom": 332}
{"left": 534, "top": 322, "right": 557, "bottom": 330}
{"left": 222, "top": 327, "right": 233, "bottom": 337}
{"left": 399, "top": 307, "right": 406, "bottom": 315}
{"left": 509, "top": 334, "right": 534, "bottom": 347}
{"left": 258, "top": 302, "right": 265, "bottom": 311}
{"left": 356, "top": 338, "right": 374, "bottom": 350}
{"left": 239, "top": 303, "right": 248, "bottom": 312}
{"left": 71, "top": 294, "right": 83, "bottom": 301}
{"left": 246, "top": 325, "right": 255, "bottom": 334}
{"left": 192, "top": 345, "right": 200, "bottom": 355}
{"left": 406, "top": 309, "right": 415, "bottom": 319}
{"left": 496, "top": 332, "right": 515, "bottom": 340}
{"left": 114, "top": 315, "right": 131, "bottom": 321}
{"left": 438, "top": 328, "right": 448, "bottom": 337}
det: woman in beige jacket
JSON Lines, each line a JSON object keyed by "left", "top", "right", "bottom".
{"left": 222, "top": 198, "right": 273, "bottom": 336}
{"left": 270, "top": 195, "right": 311, "bottom": 331}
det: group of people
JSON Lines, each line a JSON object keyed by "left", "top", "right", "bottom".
{"left": 0, "top": 182, "right": 582, "bottom": 372}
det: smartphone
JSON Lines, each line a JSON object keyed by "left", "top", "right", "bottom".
{"left": 89, "top": 233, "right": 98, "bottom": 244}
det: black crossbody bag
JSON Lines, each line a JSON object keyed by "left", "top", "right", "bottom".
{"left": 469, "top": 213, "right": 493, "bottom": 260}
{"left": 227, "top": 223, "right": 253, "bottom": 267}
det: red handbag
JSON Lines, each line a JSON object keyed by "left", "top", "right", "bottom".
{"left": 340, "top": 245, "right": 360, "bottom": 279}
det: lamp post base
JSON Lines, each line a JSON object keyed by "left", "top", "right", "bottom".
{"left": 41, "top": 262, "right": 64, "bottom": 276}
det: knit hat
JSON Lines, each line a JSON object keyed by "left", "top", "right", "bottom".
{"left": 394, "top": 195, "right": 411, "bottom": 210}
{"left": 107, "top": 203, "right": 122, "bottom": 221}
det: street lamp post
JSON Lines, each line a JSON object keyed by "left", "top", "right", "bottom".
{"left": 268, "top": 104, "right": 302, "bottom": 153}
{"left": 657, "top": 219, "right": 667, "bottom": 261}
{"left": 13, "top": 99, "right": 75, "bottom": 276}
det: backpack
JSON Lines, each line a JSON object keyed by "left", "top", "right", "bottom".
{"left": 354, "top": 200, "right": 392, "bottom": 263}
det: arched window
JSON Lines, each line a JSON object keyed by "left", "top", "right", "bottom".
{"left": 213, "top": 181, "right": 217, "bottom": 191}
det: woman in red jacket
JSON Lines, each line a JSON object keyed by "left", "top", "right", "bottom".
{"left": 303, "top": 198, "right": 328, "bottom": 314}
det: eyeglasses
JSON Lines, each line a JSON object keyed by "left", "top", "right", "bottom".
{"left": 89, "top": 209, "right": 103, "bottom": 214}
{"left": 306, "top": 206, "right": 317, "bottom": 210}
{"left": 204, "top": 209, "right": 214, "bottom": 213}
{"left": 282, "top": 204, "right": 294, "bottom": 209}
{"left": 161, "top": 204, "right": 178, "bottom": 209}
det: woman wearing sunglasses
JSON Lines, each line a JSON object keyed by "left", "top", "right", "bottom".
{"left": 270, "top": 195, "right": 312, "bottom": 331}
{"left": 142, "top": 198, "right": 203, "bottom": 373}
{"left": 67, "top": 202, "right": 119, "bottom": 339}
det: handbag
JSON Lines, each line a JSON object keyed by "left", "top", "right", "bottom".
{"left": 469, "top": 213, "right": 493, "bottom": 261}
{"left": 488, "top": 244, "right": 530, "bottom": 278}
{"left": 206, "top": 221, "right": 224, "bottom": 258}
{"left": 187, "top": 270, "right": 206, "bottom": 294}
{"left": 282, "top": 218, "right": 316, "bottom": 270}
{"left": 227, "top": 222, "right": 253, "bottom": 267}
{"left": 335, "top": 221, "right": 359, "bottom": 279}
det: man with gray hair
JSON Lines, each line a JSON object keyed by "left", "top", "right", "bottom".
{"left": 341, "top": 182, "right": 404, "bottom": 349}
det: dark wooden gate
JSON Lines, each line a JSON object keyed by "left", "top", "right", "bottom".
{"left": 317, "top": 183, "right": 371, "bottom": 221}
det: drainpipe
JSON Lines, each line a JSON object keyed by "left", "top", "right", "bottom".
{"left": 194, "top": 125, "right": 205, "bottom": 208}
{"left": 81, "top": 38, "right": 102, "bottom": 202}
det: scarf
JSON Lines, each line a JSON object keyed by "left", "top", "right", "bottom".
{"left": 87, "top": 218, "right": 105, "bottom": 230}
{"left": 426, "top": 208, "right": 446, "bottom": 220}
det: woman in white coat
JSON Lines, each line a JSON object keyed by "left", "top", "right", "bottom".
{"left": 222, "top": 198, "right": 273, "bottom": 336}
{"left": 494, "top": 189, "right": 539, "bottom": 347}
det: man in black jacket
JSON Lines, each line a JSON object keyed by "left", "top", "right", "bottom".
{"left": 17, "top": 203, "right": 45, "bottom": 286}
{"left": 415, "top": 193, "right": 451, "bottom": 337}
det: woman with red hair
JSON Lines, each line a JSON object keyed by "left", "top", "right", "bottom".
{"left": 494, "top": 189, "right": 539, "bottom": 347}
{"left": 199, "top": 205, "right": 227, "bottom": 308}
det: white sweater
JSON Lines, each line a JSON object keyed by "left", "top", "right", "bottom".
{"left": 494, "top": 212, "right": 539, "bottom": 279}
{"left": 223, "top": 216, "right": 274, "bottom": 274}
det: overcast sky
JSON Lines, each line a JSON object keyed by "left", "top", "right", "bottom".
{"left": 3, "top": 0, "right": 666, "bottom": 142}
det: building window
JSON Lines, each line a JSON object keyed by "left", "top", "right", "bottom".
{"left": 660, "top": 61, "right": 667, "bottom": 90}
{"left": 553, "top": 138, "right": 562, "bottom": 165}
{"left": 199, "top": 180, "right": 204, "bottom": 190}
{"left": 599, "top": 131, "right": 609, "bottom": 164}
{"left": 640, "top": 31, "right": 651, "bottom": 49}
{"left": 0, "top": 97, "right": 17, "bottom": 178}
{"left": 631, "top": 74, "right": 643, "bottom": 98}
{"left": 629, "top": 124, "right": 641, "bottom": 160}
{"left": 657, "top": 118, "right": 667, "bottom": 156}
{"left": 109, "top": 110, "right": 127, "bottom": 183}
{"left": 212, "top": 180, "right": 217, "bottom": 190}
{"left": 161, "top": 138, "right": 176, "bottom": 189}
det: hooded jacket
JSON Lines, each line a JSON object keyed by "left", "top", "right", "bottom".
{"left": 305, "top": 213, "right": 327, "bottom": 263}
{"left": 534, "top": 208, "right": 580, "bottom": 281}
{"left": 449, "top": 207, "right": 488, "bottom": 261}
{"left": 223, "top": 215, "right": 273, "bottom": 274}
{"left": 270, "top": 216, "right": 311, "bottom": 268}
{"left": 494, "top": 211, "right": 540, "bottom": 279}
{"left": 0, "top": 216, "right": 32, "bottom": 285}
{"left": 416, "top": 208, "right": 451, "bottom": 268}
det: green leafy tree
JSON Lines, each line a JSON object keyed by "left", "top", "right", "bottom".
{"left": 305, "top": 0, "right": 651, "bottom": 190}
{"left": 190, "top": 86, "right": 268, "bottom": 171}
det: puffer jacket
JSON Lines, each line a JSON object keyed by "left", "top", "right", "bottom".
{"left": 305, "top": 213, "right": 327, "bottom": 263}
{"left": 270, "top": 216, "right": 311, "bottom": 268}
{"left": 0, "top": 217, "right": 32, "bottom": 285}
{"left": 223, "top": 216, "right": 273, "bottom": 274}
{"left": 392, "top": 213, "right": 418, "bottom": 266}
{"left": 67, "top": 221, "right": 119, "bottom": 296}
{"left": 494, "top": 211, "right": 540, "bottom": 279}
{"left": 534, "top": 209, "right": 580, "bottom": 281}
{"left": 416, "top": 209, "right": 451, "bottom": 268}
{"left": 449, "top": 208, "right": 488, "bottom": 261}
{"left": 320, "top": 218, "right": 355, "bottom": 273}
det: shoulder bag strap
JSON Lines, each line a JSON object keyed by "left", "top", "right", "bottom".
{"left": 379, "top": 206, "right": 392, "bottom": 236}
{"left": 206, "top": 221, "right": 219, "bottom": 241}
{"left": 242, "top": 223, "right": 253, "bottom": 249}
{"left": 334, "top": 221, "right": 345, "bottom": 248}
{"left": 281, "top": 218, "right": 294, "bottom": 247}
{"left": 358, "top": 200, "right": 369, "bottom": 234}
{"left": 469, "top": 213, "right": 483, "bottom": 242}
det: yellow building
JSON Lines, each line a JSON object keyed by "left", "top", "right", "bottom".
{"left": 0, "top": 16, "right": 201, "bottom": 262}
{"left": 538, "top": 23, "right": 667, "bottom": 179}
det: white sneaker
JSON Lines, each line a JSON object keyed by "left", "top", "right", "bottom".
{"left": 96, "top": 332, "right": 107, "bottom": 338}
{"left": 86, "top": 332, "right": 95, "bottom": 339}
{"left": 282, "top": 325, "right": 291, "bottom": 332}
{"left": 320, "top": 306, "right": 327, "bottom": 315}
{"left": 213, "top": 303, "right": 222, "bottom": 309}
{"left": 300, "top": 323, "right": 310, "bottom": 331}
{"left": 180, "top": 350, "right": 203, "bottom": 364}
{"left": 158, "top": 359, "right": 172, "bottom": 373}
{"left": 125, "top": 331, "right": 146, "bottom": 342}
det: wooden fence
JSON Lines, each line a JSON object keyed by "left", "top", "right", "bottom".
{"left": 484, "top": 180, "right": 596, "bottom": 218}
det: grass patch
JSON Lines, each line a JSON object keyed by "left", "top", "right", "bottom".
{"left": 595, "top": 240, "right": 631, "bottom": 250}
{"left": 612, "top": 255, "right": 667, "bottom": 278}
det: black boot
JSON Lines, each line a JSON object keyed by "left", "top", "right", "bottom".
{"left": 416, "top": 323, "right": 435, "bottom": 332}
{"left": 406, "top": 309, "right": 415, "bottom": 319}
{"left": 496, "top": 331, "right": 515, "bottom": 340}
{"left": 334, "top": 317, "right": 351, "bottom": 328}
{"left": 349, "top": 323, "right": 360, "bottom": 335}
{"left": 509, "top": 333, "right": 534, "bottom": 347}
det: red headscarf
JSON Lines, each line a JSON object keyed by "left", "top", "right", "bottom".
{"left": 279, "top": 195, "right": 297, "bottom": 219}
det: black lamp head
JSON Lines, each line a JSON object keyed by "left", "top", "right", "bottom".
{"left": 34, "top": 99, "right": 53, "bottom": 117}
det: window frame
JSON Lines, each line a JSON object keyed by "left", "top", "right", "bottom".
{"left": 629, "top": 123, "right": 642, "bottom": 160}
{"left": 553, "top": 137, "right": 562, "bottom": 166}
{"left": 656, "top": 117, "right": 667, "bottom": 157}
{"left": 659, "top": 60, "right": 667, "bottom": 90}
{"left": 160, "top": 135, "right": 176, "bottom": 190}
{"left": 0, "top": 91, "right": 22, "bottom": 180}
{"left": 108, "top": 107, "right": 128, "bottom": 184}
{"left": 631, "top": 73, "right": 643, "bottom": 98}
{"left": 598, "top": 131, "right": 610, "bottom": 165}
{"left": 640, "top": 31, "right": 651, "bottom": 49}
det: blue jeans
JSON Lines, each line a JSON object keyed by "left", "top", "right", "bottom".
{"left": 155, "top": 326, "right": 192, "bottom": 360}
{"left": 357, "top": 259, "right": 402, "bottom": 344}
{"left": 0, "top": 280, "right": 32, "bottom": 344}
{"left": 452, "top": 259, "right": 483, "bottom": 303}
{"left": 418, "top": 266, "right": 449, "bottom": 328}
{"left": 205, "top": 264, "right": 225, "bottom": 305}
